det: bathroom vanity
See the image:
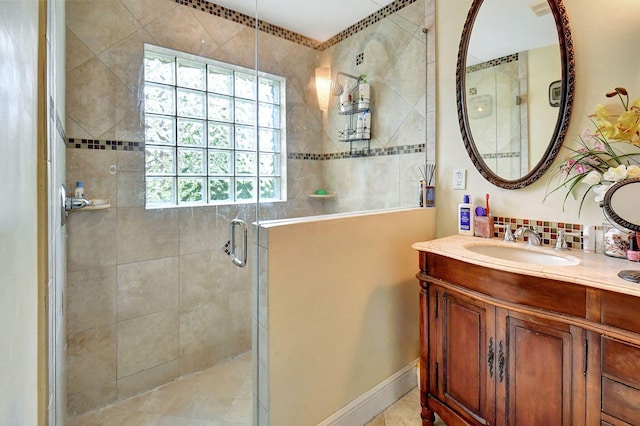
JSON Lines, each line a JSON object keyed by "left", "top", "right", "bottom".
{"left": 413, "top": 236, "right": 640, "bottom": 426}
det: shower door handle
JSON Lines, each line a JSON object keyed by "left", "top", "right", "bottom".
{"left": 230, "top": 218, "right": 248, "bottom": 268}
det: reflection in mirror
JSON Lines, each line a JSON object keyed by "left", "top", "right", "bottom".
{"left": 603, "top": 178, "right": 640, "bottom": 232}
{"left": 603, "top": 178, "right": 640, "bottom": 283}
{"left": 457, "top": 0, "right": 575, "bottom": 189}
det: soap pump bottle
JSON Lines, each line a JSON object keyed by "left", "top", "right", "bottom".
{"left": 458, "top": 194, "right": 474, "bottom": 236}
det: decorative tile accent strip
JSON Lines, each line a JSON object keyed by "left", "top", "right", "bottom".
{"left": 481, "top": 151, "right": 520, "bottom": 160}
{"left": 356, "top": 52, "right": 365, "bottom": 66}
{"left": 68, "top": 139, "right": 423, "bottom": 158}
{"left": 176, "top": 0, "right": 321, "bottom": 48}
{"left": 317, "top": 0, "right": 419, "bottom": 50}
{"left": 287, "top": 143, "right": 425, "bottom": 160}
{"left": 492, "top": 216, "right": 584, "bottom": 249}
{"left": 67, "top": 138, "right": 144, "bottom": 152}
{"left": 175, "top": 0, "right": 416, "bottom": 51}
{"left": 466, "top": 53, "right": 519, "bottom": 74}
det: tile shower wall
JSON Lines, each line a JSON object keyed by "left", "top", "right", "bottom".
{"left": 65, "top": 148, "right": 258, "bottom": 415}
{"left": 320, "top": 0, "right": 434, "bottom": 213}
{"left": 65, "top": 0, "right": 322, "bottom": 414}
{"left": 65, "top": 0, "right": 434, "bottom": 415}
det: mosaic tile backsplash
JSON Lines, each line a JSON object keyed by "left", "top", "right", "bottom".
{"left": 492, "top": 217, "right": 584, "bottom": 249}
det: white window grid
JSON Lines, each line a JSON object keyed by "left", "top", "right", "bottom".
{"left": 143, "top": 44, "right": 287, "bottom": 208}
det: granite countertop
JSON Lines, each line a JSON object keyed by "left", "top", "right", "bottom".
{"left": 412, "top": 235, "right": 640, "bottom": 298}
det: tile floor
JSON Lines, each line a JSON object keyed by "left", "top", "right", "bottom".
{"left": 69, "top": 352, "right": 443, "bottom": 426}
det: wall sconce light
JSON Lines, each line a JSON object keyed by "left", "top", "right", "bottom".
{"left": 468, "top": 94, "right": 492, "bottom": 119}
{"left": 315, "top": 67, "right": 331, "bottom": 111}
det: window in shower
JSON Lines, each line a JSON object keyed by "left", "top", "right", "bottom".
{"left": 143, "top": 44, "right": 286, "bottom": 207}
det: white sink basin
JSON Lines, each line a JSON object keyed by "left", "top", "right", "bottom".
{"left": 465, "top": 244, "right": 580, "bottom": 266}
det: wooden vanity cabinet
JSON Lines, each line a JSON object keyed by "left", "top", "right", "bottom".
{"left": 427, "top": 283, "right": 585, "bottom": 426}
{"left": 591, "top": 291, "right": 640, "bottom": 425}
{"left": 419, "top": 252, "right": 588, "bottom": 426}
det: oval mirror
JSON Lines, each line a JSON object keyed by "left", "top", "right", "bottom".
{"left": 456, "top": 0, "right": 575, "bottom": 189}
{"left": 603, "top": 178, "right": 640, "bottom": 232}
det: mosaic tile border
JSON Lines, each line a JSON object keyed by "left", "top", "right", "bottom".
{"left": 67, "top": 138, "right": 424, "bottom": 159}
{"left": 466, "top": 53, "right": 519, "bottom": 74}
{"left": 317, "top": 0, "right": 419, "bottom": 50}
{"left": 176, "top": 0, "right": 320, "bottom": 49}
{"left": 67, "top": 138, "right": 144, "bottom": 152}
{"left": 492, "top": 216, "right": 583, "bottom": 249}
{"left": 288, "top": 143, "right": 425, "bottom": 160}
{"left": 481, "top": 151, "right": 521, "bottom": 160}
{"left": 175, "top": 0, "right": 417, "bottom": 51}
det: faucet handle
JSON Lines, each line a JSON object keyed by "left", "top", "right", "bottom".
{"left": 554, "top": 229, "right": 570, "bottom": 250}
{"left": 503, "top": 224, "right": 515, "bottom": 242}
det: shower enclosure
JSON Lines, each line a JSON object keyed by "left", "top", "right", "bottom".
{"left": 63, "top": 0, "right": 431, "bottom": 422}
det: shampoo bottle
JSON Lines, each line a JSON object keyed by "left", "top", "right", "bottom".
{"left": 458, "top": 194, "right": 474, "bottom": 235}
{"left": 362, "top": 109, "right": 371, "bottom": 139}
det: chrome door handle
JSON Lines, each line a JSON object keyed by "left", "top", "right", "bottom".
{"left": 230, "top": 218, "right": 248, "bottom": 268}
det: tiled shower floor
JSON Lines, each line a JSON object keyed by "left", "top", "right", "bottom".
{"left": 69, "top": 352, "right": 439, "bottom": 425}
{"left": 69, "top": 352, "right": 252, "bottom": 426}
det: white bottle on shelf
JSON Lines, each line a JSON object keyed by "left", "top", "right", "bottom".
{"left": 339, "top": 80, "right": 352, "bottom": 112}
{"left": 358, "top": 82, "right": 370, "bottom": 109}
{"left": 75, "top": 181, "right": 85, "bottom": 199}
{"left": 362, "top": 109, "right": 371, "bottom": 139}
{"left": 356, "top": 113, "right": 365, "bottom": 139}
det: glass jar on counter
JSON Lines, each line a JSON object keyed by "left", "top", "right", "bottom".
{"left": 602, "top": 220, "right": 634, "bottom": 258}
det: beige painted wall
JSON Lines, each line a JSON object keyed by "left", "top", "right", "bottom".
{"left": 0, "top": 1, "right": 39, "bottom": 424}
{"left": 436, "top": 0, "right": 640, "bottom": 237}
{"left": 528, "top": 44, "right": 561, "bottom": 168}
{"left": 261, "top": 208, "right": 436, "bottom": 425}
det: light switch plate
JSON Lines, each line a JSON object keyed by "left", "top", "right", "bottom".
{"left": 453, "top": 169, "right": 466, "bottom": 190}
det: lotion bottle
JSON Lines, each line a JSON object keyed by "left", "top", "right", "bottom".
{"left": 458, "top": 194, "right": 474, "bottom": 236}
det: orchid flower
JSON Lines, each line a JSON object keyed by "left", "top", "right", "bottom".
{"left": 603, "top": 164, "right": 628, "bottom": 182}
{"left": 582, "top": 170, "right": 602, "bottom": 185}
{"left": 545, "top": 87, "right": 640, "bottom": 217}
{"left": 627, "top": 164, "right": 640, "bottom": 178}
{"left": 593, "top": 184, "right": 611, "bottom": 203}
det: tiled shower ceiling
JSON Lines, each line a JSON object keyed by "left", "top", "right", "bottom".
{"left": 207, "top": 0, "right": 396, "bottom": 41}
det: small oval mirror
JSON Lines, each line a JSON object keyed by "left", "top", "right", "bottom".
{"left": 603, "top": 178, "right": 640, "bottom": 232}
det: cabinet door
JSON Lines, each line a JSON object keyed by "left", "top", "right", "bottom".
{"left": 498, "top": 311, "right": 586, "bottom": 426}
{"left": 439, "top": 287, "right": 495, "bottom": 425}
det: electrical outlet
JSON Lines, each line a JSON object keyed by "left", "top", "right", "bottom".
{"left": 453, "top": 169, "right": 466, "bottom": 190}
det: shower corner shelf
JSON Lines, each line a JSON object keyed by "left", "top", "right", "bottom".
{"left": 337, "top": 105, "right": 372, "bottom": 116}
{"left": 307, "top": 191, "right": 336, "bottom": 199}
{"left": 73, "top": 198, "right": 111, "bottom": 211}
{"left": 338, "top": 100, "right": 372, "bottom": 156}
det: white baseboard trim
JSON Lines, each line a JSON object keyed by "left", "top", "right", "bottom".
{"left": 317, "top": 359, "right": 419, "bottom": 426}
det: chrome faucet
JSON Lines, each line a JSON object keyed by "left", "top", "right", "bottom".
{"left": 553, "top": 229, "right": 570, "bottom": 250}
{"left": 514, "top": 226, "right": 542, "bottom": 246}
{"left": 502, "top": 224, "right": 515, "bottom": 242}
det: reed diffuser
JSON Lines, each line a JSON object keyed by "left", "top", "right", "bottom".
{"left": 419, "top": 164, "right": 436, "bottom": 207}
